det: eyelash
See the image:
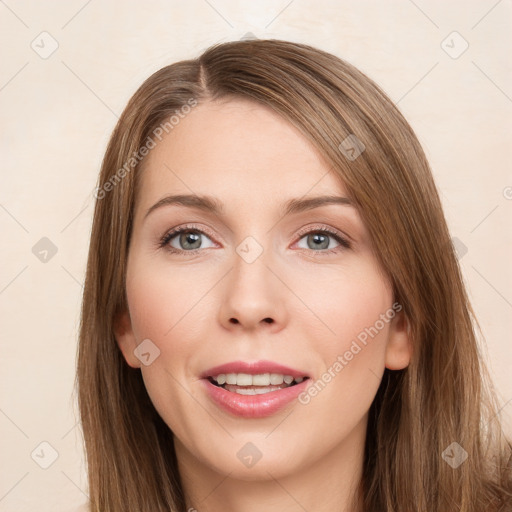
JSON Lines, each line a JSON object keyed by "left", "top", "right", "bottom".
{"left": 158, "top": 223, "right": 351, "bottom": 255}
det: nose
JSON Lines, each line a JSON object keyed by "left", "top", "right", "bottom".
{"left": 218, "top": 245, "right": 288, "bottom": 333}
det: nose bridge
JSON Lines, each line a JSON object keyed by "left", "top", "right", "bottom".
{"left": 219, "top": 234, "right": 286, "bottom": 330}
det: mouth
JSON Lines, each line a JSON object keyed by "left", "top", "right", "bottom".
{"left": 200, "top": 360, "right": 311, "bottom": 417}
{"left": 206, "top": 373, "right": 309, "bottom": 395}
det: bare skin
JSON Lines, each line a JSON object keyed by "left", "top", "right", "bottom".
{"left": 114, "top": 98, "right": 412, "bottom": 512}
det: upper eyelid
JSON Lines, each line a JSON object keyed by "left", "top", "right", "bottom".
{"left": 295, "top": 224, "right": 345, "bottom": 238}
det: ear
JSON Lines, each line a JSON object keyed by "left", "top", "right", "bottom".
{"left": 384, "top": 310, "right": 412, "bottom": 370}
{"left": 113, "top": 309, "right": 142, "bottom": 369}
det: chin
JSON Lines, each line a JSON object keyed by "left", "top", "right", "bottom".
{"left": 195, "top": 437, "right": 309, "bottom": 481}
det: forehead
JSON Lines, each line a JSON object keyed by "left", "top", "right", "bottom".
{"left": 137, "top": 98, "right": 351, "bottom": 212}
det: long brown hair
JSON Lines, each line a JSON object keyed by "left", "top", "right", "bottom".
{"left": 76, "top": 39, "right": 512, "bottom": 511}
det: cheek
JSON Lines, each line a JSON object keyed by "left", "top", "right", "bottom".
{"left": 125, "top": 265, "right": 213, "bottom": 441}
{"left": 125, "top": 259, "right": 214, "bottom": 347}
{"left": 290, "top": 259, "right": 392, "bottom": 355}
{"left": 124, "top": 257, "right": 219, "bottom": 391}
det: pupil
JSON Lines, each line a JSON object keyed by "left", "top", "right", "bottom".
{"left": 309, "top": 233, "right": 328, "bottom": 250}
{"left": 181, "top": 231, "right": 201, "bottom": 249}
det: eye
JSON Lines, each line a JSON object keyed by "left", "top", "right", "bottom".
{"left": 295, "top": 227, "right": 351, "bottom": 253}
{"left": 159, "top": 225, "right": 216, "bottom": 253}
{"left": 158, "top": 224, "right": 351, "bottom": 255}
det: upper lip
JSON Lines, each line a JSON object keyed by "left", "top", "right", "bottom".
{"left": 200, "top": 360, "right": 309, "bottom": 379}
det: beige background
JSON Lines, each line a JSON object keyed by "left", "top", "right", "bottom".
{"left": 0, "top": 0, "right": 511, "bottom": 510}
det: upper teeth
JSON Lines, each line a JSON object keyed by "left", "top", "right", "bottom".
{"left": 213, "top": 373, "right": 304, "bottom": 386}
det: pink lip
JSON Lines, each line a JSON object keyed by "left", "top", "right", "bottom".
{"left": 201, "top": 378, "right": 309, "bottom": 418}
{"left": 200, "top": 360, "right": 309, "bottom": 379}
{"left": 199, "top": 360, "right": 310, "bottom": 419}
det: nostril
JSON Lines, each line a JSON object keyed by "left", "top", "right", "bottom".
{"left": 228, "top": 318, "right": 273, "bottom": 324}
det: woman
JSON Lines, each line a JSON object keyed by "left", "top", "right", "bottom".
{"left": 75, "top": 39, "right": 512, "bottom": 511}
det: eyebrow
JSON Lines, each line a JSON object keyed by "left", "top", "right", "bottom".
{"left": 143, "top": 193, "right": 354, "bottom": 220}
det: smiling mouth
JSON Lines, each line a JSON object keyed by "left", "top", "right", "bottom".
{"left": 207, "top": 373, "right": 309, "bottom": 395}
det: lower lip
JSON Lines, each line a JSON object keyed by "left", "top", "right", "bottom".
{"left": 201, "top": 378, "right": 309, "bottom": 418}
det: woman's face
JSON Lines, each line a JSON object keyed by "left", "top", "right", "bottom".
{"left": 115, "top": 98, "right": 411, "bottom": 483}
